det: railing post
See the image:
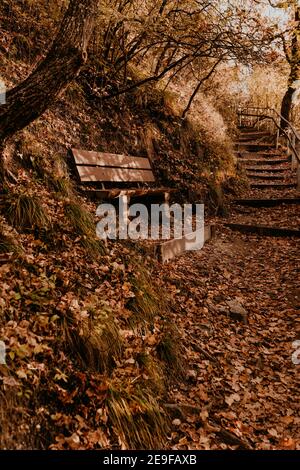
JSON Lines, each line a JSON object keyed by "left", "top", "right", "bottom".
{"left": 292, "top": 140, "right": 298, "bottom": 171}
{"left": 276, "top": 129, "right": 280, "bottom": 150}
{"left": 290, "top": 132, "right": 296, "bottom": 168}
{"left": 286, "top": 129, "right": 291, "bottom": 159}
{"left": 295, "top": 138, "right": 300, "bottom": 190}
{"left": 296, "top": 162, "right": 300, "bottom": 190}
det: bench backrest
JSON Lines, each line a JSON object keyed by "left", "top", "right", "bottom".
{"left": 71, "top": 148, "right": 155, "bottom": 184}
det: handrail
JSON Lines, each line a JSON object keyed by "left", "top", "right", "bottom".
{"left": 237, "top": 105, "right": 300, "bottom": 165}
{"left": 239, "top": 111, "right": 300, "bottom": 165}
{"left": 240, "top": 106, "right": 300, "bottom": 141}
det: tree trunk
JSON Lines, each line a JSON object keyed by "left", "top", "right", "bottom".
{"left": 280, "top": 5, "right": 300, "bottom": 130}
{"left": 280, "top": 85, "right": 295, "bottom": 130}
{"left": 0, "top": 0, "right": 99, "bottom": 146}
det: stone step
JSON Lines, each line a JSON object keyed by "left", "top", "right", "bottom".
{"left": 246, "top": 173, "right": 287, "bottom": 180}
{"left": 238, "top": 126, "right": 264, "bottom": 132}
{"left": 234, "top": 198, "right": 300, "bottom": 208}
{"left": 234, "top": 141, "right": 275, "bottom": 148}
{"left": 235, "top": 151, "right": 285, "bottom": 157}
{"left": 224, "top": 223, "right": 300, "bottom": 238}
{"left": 238, "top": 134, "right": 271, "bottom": 141}
{"left": 239, "top": 130, "right": 270, "bottom": 136}
{"left": 250, "top": 181, "right": 297, "bottom": 189}
{"left": 244, "top": 166, "right": 289, "bottom": 173}
{"left": 240, "top": 158, "right": 289, "bottom": 166}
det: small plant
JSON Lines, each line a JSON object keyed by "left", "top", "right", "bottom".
{"left": 107, "top": 386, "right": 168, "bottom": 449}
{"left": 80, "top": 235, "right": 106, "bottom": 257}
{"left": 127, "top": 265, "right": 163, "bottom": 328}
{"left": 63, "top": 302, "right": 122, "bottom": 373}
{"left": 0, "top": 389, "right": 33, "bottom": 449}
{"left": 136, "top": 351, "right": 164, "bottom": 394}
{"left": 49, "top": 176, "right": 73, "bottom": 197}
{"left": 64, "top": 202, "right": 94, "bottom": 235}
{"left": 5, "top": 193, "right": 51, "bottom": 231}
{"left": 64, "top": 201, "right": 105, "bottom": 256}
{"left": 207, "top": 180, "right": 227, "bottom": 216}
{"left": 11, "top": 34, "right": 32, "bottom": 61}
{"left": 17, "top": 135, "right": 47, "bottom": 180}
{"left": 157, "top": 328, "right": 186, "bottom": 379}
{"left": 0, "top": 232, "right": 20, "bottom": 254}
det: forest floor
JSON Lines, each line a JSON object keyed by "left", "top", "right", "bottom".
{"left": 161, "top": 196, "right": 300, "bottom": 450}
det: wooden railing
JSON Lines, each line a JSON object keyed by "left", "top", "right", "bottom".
{"left": 236, "top": 106, "right": 300, "bottom": 189}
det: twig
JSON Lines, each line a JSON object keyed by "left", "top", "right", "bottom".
{"left": 215, "top": 428, "right": 253, "bottom": 450}
{"left": 191, "top": 341, "right": 220, "bottom": 366}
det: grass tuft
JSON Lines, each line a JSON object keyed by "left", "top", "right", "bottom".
{"left": 136, "top": 351, "right": 164, "bottom": 394}
{"left": 49, "top": 176, "right": 74, "bottom": 197}
{"left": 5, "top": 193, "right": 51, "bottom": 231}
{"left": 157, "top": 327, "right": 186, "bottom": 379}
{"left": 0, "top": 232, "right": 20, "bottom": 254}
{"left": 107, "top": 386, "right": 168, "bottom": 449}
{"left": 64, "top": 202, "right": 105, "bottom": 256}
{"left": 127, "top": 264, "right": 165, "bottom": 329}
{"left": 80, "top": 236, "right": 106, "bottom": 257}
{"left": 63, "top": 302, "right": 122, "bottom": 373}
{"left": 64, "top": 202, "right": 95, "bottom": 235}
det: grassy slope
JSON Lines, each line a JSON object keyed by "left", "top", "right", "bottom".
{"left": 0, "top": 0, "right": 237, "bottom": 449}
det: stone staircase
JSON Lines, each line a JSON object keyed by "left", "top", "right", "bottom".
{"left": 225, "top": 125, "right": 300, "bottom": 237}
{"left": 235, "top": 127, "right": 297, "bottom": 190}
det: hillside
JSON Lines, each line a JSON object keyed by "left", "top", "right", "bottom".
{"left": 0, "top": 0, "right": 238, "bottom": 450}
{"left": 1, "top": 0, "right": 299, "bottom": 454}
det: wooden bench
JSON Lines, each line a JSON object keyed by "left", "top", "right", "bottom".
{"left": 69, "top": 148, "right": 175, "bottom": 203}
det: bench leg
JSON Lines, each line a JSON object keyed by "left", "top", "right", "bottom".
{"left": 119, "top": 195, "right": 131, "bottom": 239}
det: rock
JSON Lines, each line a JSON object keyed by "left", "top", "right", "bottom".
{"left": 172, "top": 419, "right": 181, "bottom": 427}
{"left": 187, "top": 369, "right": 197, "bottom": 381}
{"left": 198, "top": 323, "right": 211, "bottom": 332}
{"left": 218, "top": 306, "right": 227, "bottom": 314}
{"left": 125, "top": 358, "right": 136, "bottom": 365}
{"left": 205, "top": 300, "right": 217, "bottom": 313}
{"left": 227, "top": 300, "right": 248, "bottom": 324}
{"left": 288, "top": 288, "right": 300, "bottom": 309}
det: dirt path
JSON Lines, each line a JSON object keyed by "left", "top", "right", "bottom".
{"left": 163, "top": 223, "right": 300, "bottom": 450}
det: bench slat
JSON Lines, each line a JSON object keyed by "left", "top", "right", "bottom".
{"left": 72, "top": 149, "right": 152, "bottom": 170}
{"left": 82, "top": 188, "right": 176, "bottom": 199}
{"left": 77, "top": 166, "right": 156, "bottom": 183}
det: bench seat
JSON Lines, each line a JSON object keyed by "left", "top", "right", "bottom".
{"left": 69, "top": 148, "right": 175, "bottom": 202}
